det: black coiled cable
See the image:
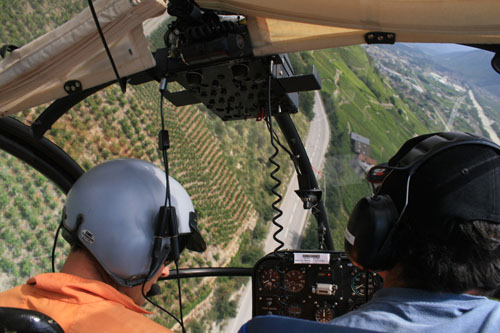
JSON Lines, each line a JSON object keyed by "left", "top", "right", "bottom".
{"left": 266, "top": 122, "right": 294, "bottom": 161}
{"left": 266, "top": 63, "right": 285, "bottom": 255}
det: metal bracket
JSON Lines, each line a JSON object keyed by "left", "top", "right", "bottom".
{"left": 277, "top": 65, "right": 321, "bottom": 94}
{"left": 0, "top": 44, "right": 18, "bottom": 58}
{"left": 63, "top": 80, "right": 83, "bottom": 94}
{"left": 295, "top": 189, "right": 323, "bottom": 209}
{"left": 365, "top": 32, "right": 396, "bottom": 45}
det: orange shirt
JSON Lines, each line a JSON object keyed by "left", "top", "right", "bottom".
{"left": 0, "top": 273, "right": 171, "bottom": 332}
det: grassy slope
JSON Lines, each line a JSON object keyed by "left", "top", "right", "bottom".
{"left": 319, "top": 47, "right": 429, "bottom": 160}
{"left": 302, "top": 44, "right": 499, "bottom": 250}
{"left": 301, "top": 47, "right": 432, "bottom": 248}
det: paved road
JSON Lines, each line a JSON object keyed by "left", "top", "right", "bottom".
{"left": 223, "top": 91, "right": 330, "bottom": 332}
{"left": 468, "top": 90, "right": 500, "bottom": 144}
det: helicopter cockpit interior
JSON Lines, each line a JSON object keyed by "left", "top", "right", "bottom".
{"left": 0, "top": 0, "right": 499, "bottom": 331}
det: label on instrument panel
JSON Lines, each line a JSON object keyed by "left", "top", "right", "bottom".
{"left": 294, "top": 253, "right": 330, "bottom": 264}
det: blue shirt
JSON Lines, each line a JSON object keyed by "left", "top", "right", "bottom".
{"left": 330, "top": 287, "right": 500, "bottom": 332}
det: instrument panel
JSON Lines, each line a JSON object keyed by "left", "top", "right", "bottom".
{"left": 252, "top": 251, "right": 382, "bottom": 322}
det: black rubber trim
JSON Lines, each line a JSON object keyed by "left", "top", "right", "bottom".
{"left": 463, "top": 44, "right": 500, "bottom": 53}
{"left": 32, "top": 81, "right": 114, "bottom": 139}
{"left": 160, "top": 267, "right": 253, "bottom": 280}
{"left": 0, "top": 44, "right": 18, "bottom": 58}
{"left": 0, "top": 117, "right": 83, "bottom": 193}
{"left": 275, "top": 113, "right": 334, "bottom": 250}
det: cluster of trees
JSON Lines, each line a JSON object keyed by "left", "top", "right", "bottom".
{"left": 0, "top": 0, "right": 86, "bottom": 45}
{"left": 1, "top": 3, "right": 312, "bottom": 330}
{"left": 0, "top": 151, "right": 66, "bottom": 286}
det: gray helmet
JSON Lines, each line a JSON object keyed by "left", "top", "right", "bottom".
{"left": 62, "top": 159, "right": 206, "bottom": 287}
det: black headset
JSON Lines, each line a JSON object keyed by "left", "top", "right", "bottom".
{"left": 345, "top": 132, "right": 500, "bottom": 271}
{"left": 148, "top": 202, "right": 206, "bottom": 282}
{"left": 148, "top": 206, "right": 178, "bottom": 280}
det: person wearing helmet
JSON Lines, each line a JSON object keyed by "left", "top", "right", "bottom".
{"left": 0, "top": 159, "right": 206, "bottom": 332}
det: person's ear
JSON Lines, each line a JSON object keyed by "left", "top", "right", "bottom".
{"left": 160, "top": 265, "right": 169, "bottom": 278}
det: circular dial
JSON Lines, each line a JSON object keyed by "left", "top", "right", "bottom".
{"left": 287, "top": 303, "right": 302, "bottom": 317}
{"left": 258, "top": 268, "right": 281, "bottom": 291}
{"left": 284, "top": 269, "right": 306, "bottom": 293}
{"left": 351, "top": 272, "right": 380, "bottom": 297}
{"left": 260, "top": 297, "right": 283, "bottom": 315}
{"left": 315, "top": 305, "right": 334, "bottom": 322}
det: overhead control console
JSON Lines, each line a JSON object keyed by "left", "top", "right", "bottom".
{"left": 133, "top": 12, "right": 322, "bottom": 121}
{"left": 252, "top": 250, "right": 382, "bottom": 322}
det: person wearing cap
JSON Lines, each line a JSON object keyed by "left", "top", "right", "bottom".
{"left": 0, "top": 159, "right": 206, "bottom": 332}
{"left": 329, "top": 132, "right": 500, "bottom": 332}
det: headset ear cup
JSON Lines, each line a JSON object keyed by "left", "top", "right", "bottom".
{"left": 148, "top": 208, "right": 172, "bottom": 280}
{"left": 344, "top": 195, "right": 399, "bottom": 271}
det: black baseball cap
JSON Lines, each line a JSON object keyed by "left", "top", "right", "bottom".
{"left": 374, "top": 132, "right": 500, "bottom": 224}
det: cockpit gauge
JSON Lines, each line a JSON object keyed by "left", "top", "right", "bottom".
{"left": 284, "top": 269, "right": 306, "bottom": 293}
{"left": 351, "top": 272, "right": 380, "bottom": 297}
{"left": 287, "top": 303, "right": 302, "bottom": 317}
{"left": 258, "top": 267, "right": 281, "bottom": 291}
{"left": 259, "top": 297, "right": 284, "bottom": 315}
{"left": 314, "top": 304, "right": 335, "bottom": 322}
{"left": 253, "top": 251, "right": 383, "bottom": 321}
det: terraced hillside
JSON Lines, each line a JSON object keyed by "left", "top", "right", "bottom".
{"left": 0, "top": 151, "right": 66, "bottom": 290}
{"left": 0, "top": 1, "right": 86, "bottom": 45}
{"left": 0, "top": 1, "right": 308, "bottom": 330}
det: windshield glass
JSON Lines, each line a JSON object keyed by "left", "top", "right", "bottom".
{"left": 1, "top": 2, "right": 499, "bottom": 331}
